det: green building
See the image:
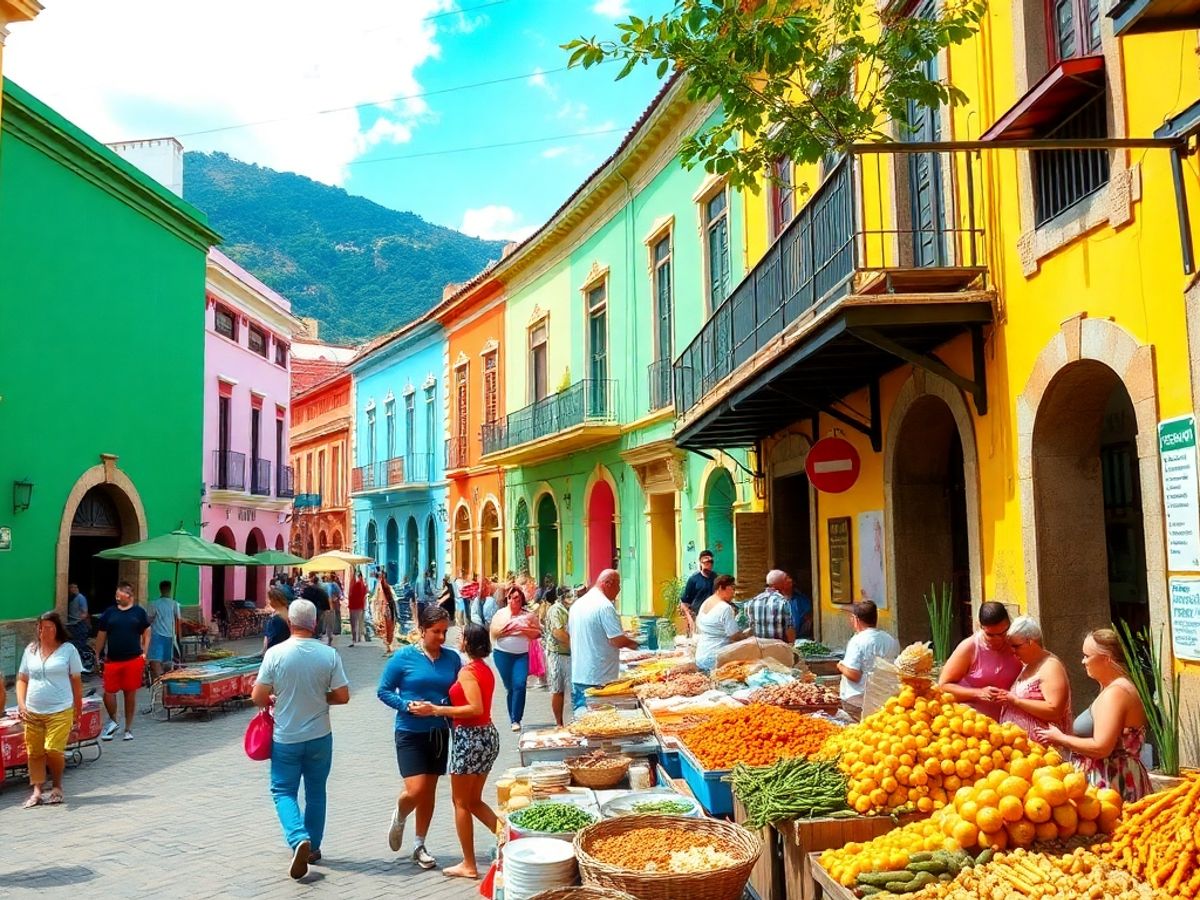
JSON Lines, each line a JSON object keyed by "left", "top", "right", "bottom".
{"left": 0, "top": 79, "right": 219, "bottom": 653}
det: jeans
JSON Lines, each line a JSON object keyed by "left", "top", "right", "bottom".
{"left": 270, "top": 733, "right": 333, "bottom": 851}
{"left": 493, "top": 649, "right": 529, "bottom": 725}
{"left": 348, "top": 609, "right": 364, "bottom": 642}
{"left": 571, "top": 682, "right": 596, "bottom": 714}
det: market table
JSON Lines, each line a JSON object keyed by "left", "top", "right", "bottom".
{"left": 159, "top": 654, "right": 262, "bottom": 718}
{"left": 808, "top": 853, "right": 857, "bottom": 900}
{"left": 1, "top": 697, "right": 103, "bottom": 790}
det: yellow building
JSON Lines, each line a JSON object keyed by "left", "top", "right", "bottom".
{"left": 674, "top": 1, "right": 1200, "bottom": 720}
{"left": 0, "top": 0, "right": 40, "bottom": 120}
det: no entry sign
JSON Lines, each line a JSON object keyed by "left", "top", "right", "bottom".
{"left": 806, "top": 437, "right": 861, "bottom": 493}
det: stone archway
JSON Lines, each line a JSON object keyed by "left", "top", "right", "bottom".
{"left": 57, "top": 455, "right": 148, "bottom": 619}
{"left": 480, "top": 500, "right": 501, "bottom": 580}
{"left": 454, "top": 503, "right": 472, "bottom": 578}
{"left": 884, "top": 370, "right": 983, "bottom": 647}
{"left": 1018, "top": 317, "right": 1165, "bottom": 703}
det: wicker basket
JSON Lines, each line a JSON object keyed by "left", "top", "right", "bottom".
{"left": 574, "top": 814, "right": 760, "bottom": 900}
{"left": 528, "top": 888, "right": 638, "bottom": 900}
{"left": 565, "top": 754, "right": 632, "bottom": 789}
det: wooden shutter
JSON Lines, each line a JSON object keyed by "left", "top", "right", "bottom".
{"left": 734, "top": 511, "right": 769, "bottom": 600}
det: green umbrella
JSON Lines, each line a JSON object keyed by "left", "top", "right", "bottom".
{"left": 96, "top": 529, "right": 257, "bottom": 602}
{"left": 252, "top": 549, "right": 308, "bottom": 566}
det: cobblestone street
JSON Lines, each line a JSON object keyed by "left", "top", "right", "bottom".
{"left": 0, "top": 634, "right": 545, "bottom": 898}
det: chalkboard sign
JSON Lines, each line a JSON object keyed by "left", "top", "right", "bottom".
{"left": 828, "top": 517, "right": 853, "bottom": 604}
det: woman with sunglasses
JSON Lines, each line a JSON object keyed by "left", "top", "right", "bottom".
{"left": 16, "top": 612, "right": 84, "bottom": 807}
{"left": 937, "top": 601, "right": 1022, "bottom": 720}
{"left": 488, "top": 584, "right": 541, "bottom": 732}
{"left": 991, "top": 615, "right": 1072, "bottom": 743}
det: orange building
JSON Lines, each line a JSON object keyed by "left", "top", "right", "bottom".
{"left": 436, "top": 277, "right": 508, "bottom": 583}
{"left": 289, "top": 359, "right": 352, "bottom": 557}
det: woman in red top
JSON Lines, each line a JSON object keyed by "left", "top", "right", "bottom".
{"left": 409, "top": 622, "right": 498, "bottom": 879}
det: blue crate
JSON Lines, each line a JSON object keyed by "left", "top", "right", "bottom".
{"left": 165, "top": 679, "right": 202, "bottom": 696}
{"left": 659, "top": 748, "right": 682, "bottom": 780}
{"left": 679, "top": 747, "right": 732, "bottom": 816}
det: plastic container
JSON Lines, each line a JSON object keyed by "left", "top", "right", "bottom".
{"left": 678, "top": 747, "right": 733, "bottom": 816}
{"left": 628, "top": 762, "right": 652, "bottom": 791}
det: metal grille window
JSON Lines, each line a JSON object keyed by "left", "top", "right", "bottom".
{"left": 385, "top": 399, "right": 396, "bottom": 459}
{"left": 770, "top": 156, "right": 795, "bottom": 239}
{"left": 274, "top": 340, "right": 287, "bottom": 367}
{"left": 483, "top": 351, "right": 498, "bottom": 424}
{"left": 530, "top": 321, "right": 548, "bottom": 402}
{"left": 425, "top": 385, "right": 435, "bottom": 458}
{"left": 586, "top": 282, "right": 608, "bottom": 418}
{"left": 248, "top": 326, "right": 267, "bottom": 357}
{"left": 215, "top": 306, "right": 236, "bottom": 340}
{"left": 1050, "top": 0, "right": 1102, "bottom": 63}
{"left": 1033, "top": 88, "right": 1109, "bottom": 226}
{"left": 405, "top": 392, "right": 415, "bottom": 460}
{"left": 703, "top": 189, "right": 731, "bottom": 308}
{"left": 366, "top": 408, "right": 376, "bottom": 467}
{"left": 455, "top": 365, "right": 469, "bottom": 440}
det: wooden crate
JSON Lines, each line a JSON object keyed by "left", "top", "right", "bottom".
{"left": 781, "top": 813, "right": 924, "bottom": 900}
{"left": 733, "top": 797, "right": 785, "bottom": 900}
{"left": 807, "top": 853, "right": 857, "bottom": 900}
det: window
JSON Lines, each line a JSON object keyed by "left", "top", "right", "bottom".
{"left": 703, "top": 188, "right": 731, "bottom": 308}
{"left": 530, "top": 321, "right": 549, "bottom": 403}
{"left": 770, "top": 156, "right": 795, "bottom": 239}
{"left": 274, "top": 340, "right": 287, "bottom": 367}
{"left": 385, "top": 398, "right": 396, "bottom": 459}
{"left": 1049, "top": 0, "right": 1102, "bottom": 64}
{"left": 586, "top": 281, "right": 608, "bottom": 417}
{"left": 405, "top": 392, "right": 416, "bottom": 460}
{"left": 483, "top": 351, "right": 499, "bottom": 425}
{"left": 455, "top": 365, "right": 469, "bottom": 440}
{"left": 318, "top": 449, "right": 325, "bottom": 498}
{"left": 425, "top": 385, "right": 436, "bottom": 459}
{"left": 275, "top": 416, "right": 285, "bottom": 490}
{"left": 652, "top": 236, "right": 673, "bottom": 362}
{"left": 331, "top": 445, "right": 340, "bottom": 505}
{"left": 215, "top": 306, "right": 237, "bottom": 340}
{"left": 366, "top": 408, "right": 376, "bottom": 467}
{"left": 306, "top": 452, "right": 313, "bottom": 492}
{"left": 1033, "top": 88, "right": 1109, "bottom": 225}
{"left": 248, "top": 325, "right": 267, "bottom": 357}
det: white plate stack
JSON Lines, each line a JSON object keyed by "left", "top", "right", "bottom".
{"left": 503, "top": 836, "right": 579, "bottom": 900}
{"left": 530, "top": 762, "right": 572, "bottom": 793}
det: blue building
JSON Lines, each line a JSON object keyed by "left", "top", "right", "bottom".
{"left": 349, "top": 320, "right": 448, "bottom": 592}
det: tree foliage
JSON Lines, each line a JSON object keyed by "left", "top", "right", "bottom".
{"left": 564, "top": 0, "right": 986, "bottom": 191}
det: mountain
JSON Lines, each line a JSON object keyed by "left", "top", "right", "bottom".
{"left": 182, "top": 152, "right": 509, "bottom": 344}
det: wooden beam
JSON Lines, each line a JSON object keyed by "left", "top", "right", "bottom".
{"left": 850, "top": 326, "right": 987, "bottom": 416}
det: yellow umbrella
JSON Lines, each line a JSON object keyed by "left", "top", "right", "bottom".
{"left": 300, "top": 549, "right": 374, "bottom": 573}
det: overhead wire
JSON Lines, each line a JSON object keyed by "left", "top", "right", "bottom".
{"left": 346, "top": 126, "right": 624, "bottom": 166}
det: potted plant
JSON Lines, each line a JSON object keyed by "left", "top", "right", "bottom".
{"left": 657, "top": 576, "right": 685, "bottom": 647}
{"left": 1116, "top": 621, "right": 1186, "bottom": 790}
{"left": 924, "top": 581, "right": 954, "bottom": 667}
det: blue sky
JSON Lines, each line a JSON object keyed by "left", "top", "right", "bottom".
{"left": 4, "top": 0, "right": 671, "bottom": 241}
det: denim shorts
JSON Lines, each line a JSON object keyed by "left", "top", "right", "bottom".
{"left": 394, "top": 728, "right": 449, "bottom": 778}
{"left": 148, "top": 633, "right": 174, "bottom": 663}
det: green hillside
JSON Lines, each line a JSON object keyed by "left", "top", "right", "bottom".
{"left": 182, "top": 151, "right": 507, "bottom": 343}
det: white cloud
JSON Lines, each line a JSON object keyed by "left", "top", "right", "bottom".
{"left": 541, "top": 146, "right": 569, "bottom": 159}
{"left": 592, "top": 0, "right": 632, "bottom": 17}
{"left": 460, "top": 206, "right": 537, "bottom": 242}
{"left": 556, "top": 100, "right": 591, "bottom": 121}
{"left": 2, "top": 0, "right": 454, "bottom": 187}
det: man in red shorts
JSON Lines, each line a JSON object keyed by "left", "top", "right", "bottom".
{"left": 95, "top": 581, "right": 150, "bottom": 741}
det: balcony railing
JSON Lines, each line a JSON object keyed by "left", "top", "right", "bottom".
{"left": 648, "top": 359, "right": 673, "bottom": 411}
{"left": 445, "top": 436, "right": 469, "bottom": 470}
{"left": 251, "top": 458, "right": 272, "bottom": 496}
{"left": 277, "top": 464, "right": 295, "bottom": 498}
{"left": 294, "top": 493, "right": 321, "bottom": 509}
{"left": 482, "top": 379, "right": 618, "bottom": 456}
{"left": 211, "top": 449, "right": 246, "bottom": 491}
{"left": 351, "top": 453, "right": 435, "bottom": 493}
{"left": 674, "top": 152, "right": 984, "bottom": 416}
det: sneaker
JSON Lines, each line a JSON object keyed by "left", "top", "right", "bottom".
{"left": 309, "top": 849, "right": 322, "bottom": 864}
{"left": 101, "top": 722, "right": 119, "bottom": 741}
{"left": 388, "top": 807, "right": 406, "bottom": 852}
{"left": 411, "top": 845, "right": 436, "bottom": 870}
{"left": 510, "top": 722, "right": 521, "bottom": 733}
{"left": 290, "top": 839, "right": 311, "bottom": 880}
{"left": 123, "top": 731, "right": 134, "bottom": 741}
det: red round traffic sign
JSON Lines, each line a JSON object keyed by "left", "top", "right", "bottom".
{"left": 805, "top": 437, "right": 861, "bottom": 493}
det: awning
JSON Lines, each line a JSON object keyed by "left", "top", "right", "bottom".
{"left": 980, "top": 57, "right": 1105, "bottom": 142}
{"left": 1110, "top": 0, "right": 1200, "bottom": 35}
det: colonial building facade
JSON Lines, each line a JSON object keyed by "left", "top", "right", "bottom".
{"left": 290, "top": 358, "right": 352, "bottom": 559}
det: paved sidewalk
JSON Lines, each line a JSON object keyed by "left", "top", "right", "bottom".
{"left": 0, "top": 632, "right": 555, "bottom": 898}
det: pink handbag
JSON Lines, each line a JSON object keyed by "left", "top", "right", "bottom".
{"left": 244, "top": 707, "right": 274, "bottom": 761}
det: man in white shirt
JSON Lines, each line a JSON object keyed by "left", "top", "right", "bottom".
{"left": 567, "top": 569, "right": 640, "bottom": 713}
{"left": 837, "top": 600, "right": 899, "bottom": 719}
{"left": 146, "top": 580, "right": 182, "bottom": 681}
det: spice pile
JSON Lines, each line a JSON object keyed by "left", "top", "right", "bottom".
{"left": 1101, "top": 772, "right": 1200, "bottom": 895}
{"left": 509, "top": 802, "right": 597, "bottom": 834}
{"left": 635, "top": 672, "right": 713, "bottom": 699}
{"left": 589, "top": 826, "right": 738, "bottom": 873}
{"left": 747, "top": 680, "right": 839, "bottom": 708}
{"left": 728, "top": 757, "right": 848, "bottom": 826}
{"left": 680, "top": 704, "right": 839, "bottom": 769}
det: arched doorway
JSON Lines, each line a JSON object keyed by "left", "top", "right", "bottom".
{"left": 318, "top": 530, "right": 329, "bottom": 553}
{"left": 365, "top": 520, "right": 378, "bottom": 564}
{"left": 889, "top": 395, "right": 972, "bottom": 647}
{"left": 405, "top": 516, "right": 420, "bottom": 584}
{"left": 275, "top": 534, "right": 285, "bottom": 551}
{"left": 481, "top": 501, "right": 501, "bottom": 580}
{"left": 454, "top": 505, "right": 472, "bottom": 578}
{"left": 514, "top": 499, "right": 531, "bottom": 576}
{"left": 586, "top": 479, "right": 617, "bottom": 584}
{"left": 1030, "top": 360, "right": 1151, "bottom": 700}
{"left": 212, "top": 526, "right": 236, "bottom": 623}
{"left": 703, "top": 469, "right": 736, "bottom": 577}
{"left": 245, "top": 528, "right": 265, "bottom": 605}
{"left": 385, "top": 517, "right": 400, "bottom": 585}
{"left": 331, "top": 530, "right": 343, "bottom": 551}
{"left": 535, "top": 493, "right": 559, "bottom": 583}
{"left": 769, "top": 435, "right": 813, "bottom": 601}
{"left": 425, "top": 515, "right": 438, "bottom": 581}
{"left": 305, "top": 533, "right": 315, "bottom": 559}
{"left": 67, "top": 486, "right": 127, "bottom": 618}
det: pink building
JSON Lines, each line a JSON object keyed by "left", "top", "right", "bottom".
{"left": 203, "top": 249, "right": 304, "bottom": 621}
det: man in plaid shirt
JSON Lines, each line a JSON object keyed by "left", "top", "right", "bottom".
{"left": 744, "top": 570, "right": 796, "bottom": 643}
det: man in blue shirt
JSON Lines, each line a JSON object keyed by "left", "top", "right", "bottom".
{"left": 679, "top": 550, "right": 716, "bottom": 635}
{"left": 789, "top": 588, "right": 814, "bottom": 641}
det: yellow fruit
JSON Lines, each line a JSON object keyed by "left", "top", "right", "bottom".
{"left": 1052, "top": 804, "right": 1078, "bottom": 830}
{"left": 1008, "top": 757, "right": 1036, "bottom": 781}
{"left": 999, "top": 776, "right": 1031, "bottom": 799}
{"left": 1034, "top": 821, "right": 1059, "bottom": 842}
{"left": 975, "top": 789, "right": 1000, "bottom": 809}
{"left": 976, "top": 807, "right": 1004, "bottom": 834}
{"left": 959, "top": 800, "right": 980, "bottom": 823}
{"left": 1077, "top": 818, "right": 1098, "bottom": 837}
{"left": 1007, "top": 819, "right": 1036, "bottom": 847}
{"left": 954, "top": 758, "right": 974, "bottom": 779}
{"left": 943, "top": 775, "right": 962, "bottom": 793}
{"left": 1025, "top": 797, "right": 1052, "bottom": 824}
{"left": 1074, "top": 794, "right": 1101, "bottom": 821}
{"left": 854, "top": 794, "right": 872, "bottom": 814}
{"left": 916, "top": 796, "right": 934, "bottom": 813}
{"left": 1044, "top": 749, "right": 1064, "bottom": 766}
{"left": 1063, "top": 771, "right": 1087, "bottom": 800}
{"left": 1098, "top": 802, "right": 1121, "bottom": 833}
{"left": 940, "top": 759, "right": 956, "bottom": 776}
{"left": 985, "top": 828, "right": 1009, "bottom": 850}
{"left": 952, "top": 820, "right": 978, "bottom": 848}
{"left": 999, "top": 795, "right": 1025, "bottom": 823}
{"left": 1035, "top": 776, "right": 1067, "bottom": 807}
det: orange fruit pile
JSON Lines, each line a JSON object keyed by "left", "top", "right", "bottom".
{"left": 678, "top": 703, "right": 839, "bottom": 769}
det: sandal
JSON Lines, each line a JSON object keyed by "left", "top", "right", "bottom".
{"left": 46, "top": 789, "right": 64, "bottom": 805}
{"left": 22, "top": 793, "right": 42, "bottom": 809}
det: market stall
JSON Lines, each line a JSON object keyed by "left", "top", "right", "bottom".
{"left": 0, "top": 697, "right": 103, "bottom": 790}
{"left": 158, "top": 654, "right": 262, "bottom": 717}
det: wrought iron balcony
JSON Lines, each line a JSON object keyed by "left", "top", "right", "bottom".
{"left": 445, "top": 436, "right": 469, "bottom": 471}
{"left": 351, "top": 453, "right": 435, "bottom": 494}
{"left": 211, "top": 450, "right": 246, "bottom": 491}
{"left": 648, "top": 359, "right": 673, "bottom": 411}
{"left": 251, "top": 458, "right": 272, "bottom": 496}
{"left": 673, "top": 152, "right": 987, "bottom": 429}
{"left": 277, "top": 464, "right": 295, "bottom": 498}
{"left": 481, "top": 379, "right": 619, "bottom": 462}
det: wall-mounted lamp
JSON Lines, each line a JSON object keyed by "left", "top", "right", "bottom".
{"left": 563, "top": 492, "right": 572, "bottom": 512}
{"left": 12, "top": 479, "right": 33, "bottom": 514}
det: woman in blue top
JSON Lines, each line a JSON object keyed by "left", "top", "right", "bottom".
{"left": 377, "top": 604, "right": 460, "bottom": 870}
